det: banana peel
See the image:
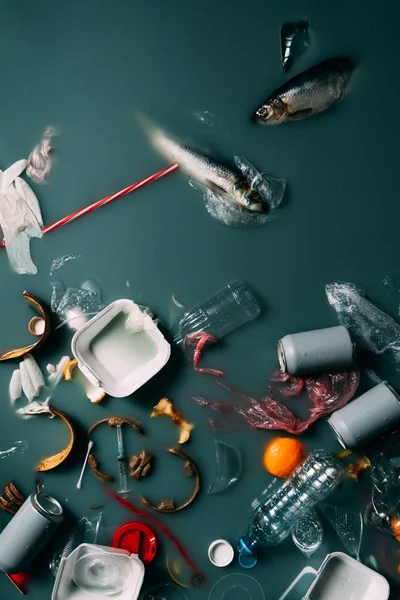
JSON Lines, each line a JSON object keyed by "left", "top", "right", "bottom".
{"left": 63, "top": 358, "right": 106, "bottom": 403}
{"left": 36, "top": 408, "right": 75, "bottom": 471}
{"left": 0, "top": 292, "right": 50, "bottom": 361}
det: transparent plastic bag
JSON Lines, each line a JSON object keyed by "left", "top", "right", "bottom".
{"left": 322, "top": 505, "right": 363, "bottom": 559}
{"left": 326, "top": 282, "right": 400, "bottom": 364}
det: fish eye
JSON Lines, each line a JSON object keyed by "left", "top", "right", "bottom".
{"left": 249, "top": 191, "right": 260, "bottom": 201}
{"left": 256, "top": 107, "right": 268, "bottom": 118}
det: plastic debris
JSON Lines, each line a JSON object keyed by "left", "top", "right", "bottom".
{"left": 151, "top": 398, "right": 194, "bottom": 444}
{"left": 292, "top": 509, "right": 323, "bottom": 557}
{"left": 19, "top": 360, "right": 38, "bottom": 402}
{"left": 326, "top": 282, "right": 400, "bottom": 364}
{"left": 208, "top": 439, "right": 242, "bottom": 494}
{"left": 28, "top": 316, "right": 46, "bottom": 336}
{"left": 48, "top": 356, "right": 71, "bottom": 387}
{"left": 76, "top": 441, "right": 94, "bottom": 490}
{"left": 0, "top": 440, "right": 29, "bottom": 460}
{"left": 191, "top": 157, "right": 286, "bottom": 228}
{"left": 9, "top": 370, "right": 22, "bottom": 404}
{"left": 124, "top": 303, "right": 158, "bottom": 333}
{"left": 194, "top": 369, "right": 359, "bottom": 434}
{"left": 49, "top": 513, "right": 102, "bottom": 577}
{"left": 22, "top": 354, "right": 45, "bottom": 397}
{"left": 26, "top": 126, "right": 55, "bottom": 184}
{"left": 175, "top": 279, "right": 261, "bottom": 344}
{"left": 183, "top": 332, "right": 225, "bottom": 376}
{"left": 63, "top": 358, "right": 106, "bottom": 403}
{"left": 0, "top": 159, "right": 42, "bottom": 274}
{"left": 49, "top": 254, "right": 80, "bottom": 275}
{"left": 281, "top": 21, "right": 310, "bottom": 72}
{"left": 17, "top": 397, "right": 52, "bottom": 419}
{"left": 51, "top": 279, "right": 104, "bottom": 331}
{"left": 322, "top": 505, "right": 363, "bottom": 560}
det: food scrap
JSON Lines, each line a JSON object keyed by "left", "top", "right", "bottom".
{"left": 347, "top": 456, "right": 372, "bottom": 480}
{"left": 151, "top": 398, "right": 194, "bottom": 444}
{"left": 263, "top": 437, "right": 306, "bottom": 478}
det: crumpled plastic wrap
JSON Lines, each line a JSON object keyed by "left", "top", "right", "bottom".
{"left": 365, "top": 441, "right": 400, "bottom": 537}
{"left": 190, "top": 156, "right": 285, "bottom": 228}
{"left": 124, "top": 304, "right": 159, "bottom": 333}
{"left": 326, "top": 282, "right": 400, "bottom": 364}
{"left": 193, "top": 369, "right": 359, "bottom": 434}
{"left": 0, "top": 160, "right": 43, "bottom": 274}
{"left": 51, "top": 279, "right": 104, "bottom": 330}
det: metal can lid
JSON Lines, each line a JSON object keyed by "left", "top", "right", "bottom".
{"left": 112, "top": 521, "right": 157, "bottom": 565}
{"left": 208, "top": 539, "right": 234, "bottom": 567}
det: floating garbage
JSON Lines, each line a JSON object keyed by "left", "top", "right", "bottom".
{"left": 0, "top": 482, "right": 26, "bottom": 515}
{"left": 0, "top": 493, "right": 63, "bottom": 573}
{"left": 208, "top": 439, "right": 242, "bottom": 494}
{"left": 292, "top": 509, "right": 324, "bottom": 557}
{"left": 322, "top": 505, "right": 363, "bottom": 560}
{"left": 280, "top": 20, "right": 310, "bottom": 72}
{"left": 174, "top": 279, "right": 261, "bottom": 344}
{"left": 112, "top": 522, "right": 157, "bottom": 566}
{"left": 326, "top": 282, "right": 400, "bottom": 365}
{"left": 0, "top": 440, "right": 28, "bottom": 461}
{"left": 151, "top": 398, "right": 194, "bottom": 445}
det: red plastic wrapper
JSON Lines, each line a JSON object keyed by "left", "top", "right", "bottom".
{"left": 193, "top": 370, "right": 359, "bottom": 435}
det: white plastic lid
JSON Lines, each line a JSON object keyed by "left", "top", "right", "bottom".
{"left": 71, "top": 300, "right": 170, "bottom": 398}
{"left": 208, "top": 539, "right": 234, "bottom": 567}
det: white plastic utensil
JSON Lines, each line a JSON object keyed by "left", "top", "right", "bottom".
{"left": 77, "top": 441, "right": 93, "bottom": 490}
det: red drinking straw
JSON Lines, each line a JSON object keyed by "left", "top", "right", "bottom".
{"left": 0, "top": 163, "right": 179, "bottom": 248}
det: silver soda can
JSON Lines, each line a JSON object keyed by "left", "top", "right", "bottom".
{"left": 277, "top": 325, "right": 354, "bottom": 375}
{"left": 328, "top": 382, "right": 400, "bottom": 448}
{"left": 0, "top": 493, "right": 63, "bottom": 573}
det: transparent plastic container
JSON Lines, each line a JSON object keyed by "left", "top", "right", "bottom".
{"left": 174, "top": 280, "right": 260, "bottom": 343}
{"left": 238, "top": 450, "right": 344, "bottom": 567}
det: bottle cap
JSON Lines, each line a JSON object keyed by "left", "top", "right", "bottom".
{"left": 208, "top": 539, "right": 234, "bottom": 567}
{"left": 112, "top": 521, "right": 157, "bottom": 565}
{"left": 238, "top": 538, "right": 258, "bottom": 568}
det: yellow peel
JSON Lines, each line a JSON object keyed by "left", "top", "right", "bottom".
{"left": 63, "top": 358, "right": 78, "bottom": 381}
{"left": 36, "top": 408, "right": 75, "bottom": 471}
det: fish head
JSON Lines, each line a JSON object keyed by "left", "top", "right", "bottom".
{"left": 254, "top": 98, "right": 286, "bottom": 124}
{"left": 234, "top": 181, "right": 268, "bottom": 213}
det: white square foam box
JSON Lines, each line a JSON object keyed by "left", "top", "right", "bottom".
{"left": 71, "top": 299, "right": 170, "bottom": 397}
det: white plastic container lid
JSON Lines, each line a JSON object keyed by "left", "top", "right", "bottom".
{"left": 52, "top": 543, "right": 145, "bottom": 600}
{"left": 71, "top": 299, "right": 170, "bottom": 397}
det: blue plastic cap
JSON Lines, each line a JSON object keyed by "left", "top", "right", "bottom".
{"left": 238, "top": 538, "right": 258, "bottom": 569}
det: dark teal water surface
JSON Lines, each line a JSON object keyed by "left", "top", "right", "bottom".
{"left": 0, "top": 1, "right": 400, "bottom": 598}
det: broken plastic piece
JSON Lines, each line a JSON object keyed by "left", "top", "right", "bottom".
{"left": 194, "top": 369, "right": 359, "bottom": 434}
{"left": 141, "top": 447, "right": 200, "bottom": 513}
{"left": 326, "top": 282, "right": 400, "bottom": 365}
{"left": 281, "top": 21, "right": 310, "bottom": 72}
{"left": 36, "top": 409, "right": 75, "bottom": 471}
{"left": 0, "top": 441, "right": 28, "bottom": 460}
{"left": 9, "top": 370, "right": 22, "bottom": 404}
{"left": 209, "top": 574, "right": 265, "bottom": 600}
{"left": 48, "top": 356, "right": 71, "bottom": 387}
{"left": 292, "top": 509, "right": 323, "bottom": 557}
{"left": 151, "top": 398, "right": 194, "bottom": 444}
{"left": 322, "top": 505, "right": 363, "bottom": 560}
{"left": 49, "top": 514, "right": 102, "bottom": 577}
{"left": 166, "top": 544, "right": 203, "bottom": 588}
{"left": 208, "top": 439, "right": 242, "bottom": 494}
{"left": 174, "top": 279, "right": 261, "bottom": 343}
{"left": 26, "top": 126, "right": 55, "bottom": 184}
{"left": 49, "top": 254, "right": 80, "bottom": 275}
{"left": 0, "top": 292, "right": 50, "bottom": 361}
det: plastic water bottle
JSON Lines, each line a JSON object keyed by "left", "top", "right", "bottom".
{"left": 173, "top": 279, "right": 260, "bottom": 343}
{"left": 238, "top": 450, "right": 344, "bottom": 567}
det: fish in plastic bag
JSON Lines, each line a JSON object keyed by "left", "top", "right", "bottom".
{"left": 326, "top": 282, "right": 400, "bottom": 365}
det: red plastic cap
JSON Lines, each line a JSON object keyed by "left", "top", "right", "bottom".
{"left": 112, "top": 521, "right": 157, "bottom": 565}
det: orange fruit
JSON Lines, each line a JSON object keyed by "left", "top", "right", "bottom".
{"left": 263, "top": 437, "right": 306, "bottom": 479}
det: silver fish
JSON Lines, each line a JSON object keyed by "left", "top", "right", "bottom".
{"left": 255, "top": 58, "right": 354, "bottom": 124}
{"left": 142, "top": 119, "right": 267, "bottom": 212}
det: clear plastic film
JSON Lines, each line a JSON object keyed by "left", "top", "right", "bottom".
{"left": 209, "top": 574, "right": 265, "bottom": 600}
{"left": 51, "top": 279, "right": 104, "bottom": 331}
{"left": 322, "top": 505, "right": 363, "bottom": 560}
{"left": 292, "top": 509, "right": 323, "bottom": 557}
{"left": 49, "top": 514, "right": 102, "bottom": 577}
{"left": 124, "top": 303, "right": 159, "bottom": 333}
{"left": 190, "top": 156, "right": 285, "bottom": 228}
{"left": 281, "top": 21, "right": 310, "bottom": 72}
{"left": 326, "top": 282, "right": 400, "bottom": 365}
{"left": 208, "top": 439, "right": 242, "bottom": 494}
{"left": 26, "top": 126, "right": 55, "bottom": 184}
{"left": 0, "top": 440, "right": 29, "bottom": 459}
